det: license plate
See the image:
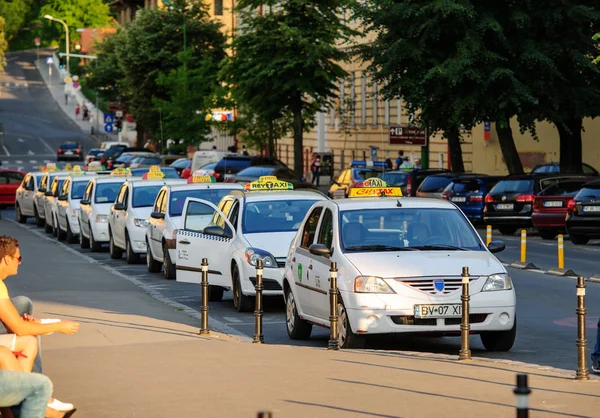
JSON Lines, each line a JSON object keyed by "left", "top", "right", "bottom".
{"left": 452, "top": 196, "right": 466, "bottom": 202}
{"left": 496, "top": 203, "right": 514, "bottom": 210}
{"left": 543, "top": 201, "right": 563, "bottom": 208}
{"left": 65, "top": 151, "right": 73, "bottom": 155}
{"left": 583, "top": 205, "right": 600, "bottom": 212}
{"left": 414, "top": 304, "right": 462, "bottom": 318}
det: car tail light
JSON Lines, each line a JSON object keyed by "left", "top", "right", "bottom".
{"left": 485, "top": 195, "right": 494, "bottom": 203}
{"left": 516, "top": 194, "right": 535, "bottom": 203}
{"left": 58, "top": 148, "right": 63, "bottom": 154}
{"left": 76, "top": 148, "right": 81, "bottom": 153}
{"left": 441, "top": 193, "right": 449, "bottom": 200}
{"left": 469, "top": 195, "right": 483, "bottom": 202}
{"left": 225, "top": 177, "right": 230, "bottom": 183}
{"left": 213, "top": 172, "right": 220, "bottom": 179}
{"left": 100, "top": 157, "right": 106, "bottom": 164}
{"left": 406, "top": 177, "right": 412, "bottom": 195}
{"left": 567, "top": 199, "right": 577, "bottom": 212}
{"left": 533, "top": 199, "right": 539, "bottom": 209}
{"left": 107, "top": 161, "right": 113, "bottom": 169}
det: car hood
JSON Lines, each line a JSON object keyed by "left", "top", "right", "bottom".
{"left": 244, "top": 232, "right": 296, "bottom": 258}
{"left": 131, "top": 207, "right": 153, "bottom": 219}
{"left": 94, "top": 202, "right": 114, "bottom": 215}
{"left": 345, "top": 251, "right": 504, "bottom": 278}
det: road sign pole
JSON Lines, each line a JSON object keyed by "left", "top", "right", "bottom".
{"left": 48, "top": 65, "right": 52, "bottom": 86}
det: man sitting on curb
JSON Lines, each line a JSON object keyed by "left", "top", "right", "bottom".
{"left": 593, "top": 318, "right": 599, "bottom": 373}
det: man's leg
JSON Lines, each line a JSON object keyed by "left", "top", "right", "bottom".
{"left": 0, "top": 371, "right": 52, "bottom": 418}
{"left": 592, "top": 318, "right": 600, "bottom": 372}
{"left": 0, "top": 297, "right": 42, "bottom": 373}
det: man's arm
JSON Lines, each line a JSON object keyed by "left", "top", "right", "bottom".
{"left": 0, "top": 299, "right": 67, "bottom": 336}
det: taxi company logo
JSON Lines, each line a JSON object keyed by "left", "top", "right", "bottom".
{"left": 349, "top": 187, "right": 402, "bottom": 197}
{"left": 245, "top": 176, "right": 293, "bottom": 191}
{"left": 359, "top": 178, "right": 387, "bottom": 188}
{"left": 433, "top": 279, "right": 445, "bottom": 292}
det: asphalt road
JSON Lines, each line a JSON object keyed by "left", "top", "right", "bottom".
{"left": 0, "top": 51, "right": 96, "bottom": 172}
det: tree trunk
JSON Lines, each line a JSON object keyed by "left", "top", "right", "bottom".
{"left": 268, "top": 120, "right": 276, "bottom": 159}
{"left": 136, "top": 125, "right": 145, "bottom": 149}
{"left": 291, "top": 94, "right": 304, "bottom": 177}
{"left": 446, "top": 126, "right": 465, "bottom": 172}
{"left": 555, "top": 118, "right": 583, "bottom": 174}
{"left": 495, "top": 120, "right": 524, "bottom": 174}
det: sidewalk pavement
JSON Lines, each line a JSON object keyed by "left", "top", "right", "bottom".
{"left": 34, "top": 50, "right": 119, "bottom": 141}
{"left": 3, "top": 218, "right": 599, "bottom": 417}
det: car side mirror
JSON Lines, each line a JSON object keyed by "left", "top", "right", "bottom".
{"left": 203, "top": 225, "right": 232, "bottom": 239}
{"left": 58, "top": 195, "right": 68, "bottom": 201}
{"left": 309, "top": 243, "right": 332, "bottom": 258}
{"left": 80, "top": 199, "right": 90, "bottom": 205}
{"left": 151, "top": 211, "right": 165, "bottom": 220}
{"left": 487, "top": 240, "right": 505, "bottom": 254}
{"left": 25, "top": 185, "right": 35, "bottom": 191}
{"left": 114, "top": 202, "right": 125, "bottom": 211}
{"left": 45, "top": 191, "right": 53, "bottom": 197}
{"left": 38, "top": 187, "right": 46, "bottom": 193}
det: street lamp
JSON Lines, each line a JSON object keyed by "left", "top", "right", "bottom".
{"left": 44, "top": 14, "right": 70, "bottom": 74}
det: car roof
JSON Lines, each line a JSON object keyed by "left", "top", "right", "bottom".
{"left": 334, "top": 197, "right": 457, "bottom": 210}
{"left": 128, "top": 179, "right": 186, "bottom": 188}
{"left": 0, "top": 169, "right": 25, "bottom": 174}
{"left": 168, "top": 183, "right": 243, "bottom": 192}
{"left": 92, "top": 176, "right": 143, "bottom": 184}
{"left": 582, "top": 179, "right": 600, "bottom": 187}
{"left": 233, "top": 189, "right": 328, "bottom": 202}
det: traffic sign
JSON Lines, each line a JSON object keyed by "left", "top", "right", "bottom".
{"left": 72, "top": 81, "right": 80, "bottom": 89}
{"left": 35, "top": 38, "right": 41, "bottom": 47}
{"left": 104, "top": 123, "right": 114, "bottom": 134}
{"left": 115, "top": 110, "right": 123, "bottom": 118}
{"left": 104, "top": 114, "right": 115, "bottom": 124}
{"left": 46, "top": 57, "right": 53, "bottom": 64}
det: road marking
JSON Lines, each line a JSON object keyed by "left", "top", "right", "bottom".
{"left": 224, "top": 316, "right": 243, "bottom": 323}
{"left": 18, "top": 138, "right": 25, "bottom": 143}
{"left": 36, "top": 136, "right": 55, "bottom": 154}
{"left": 17, "top": 167, "right": 24, "bottom": 171}
{"left": 44, "top": 160, "right": 51, "bottom": 163}
{"left": 15, "top": 160, "right": 22, "bottom": 164}
{"left": 27, "top": 150, "right": 34, "bottom": 155}
{"left": 2, "top": 146, "right": 9, "bottom": 156}
{"left": 1, "top": 161, "right": 8, "bottom": 165}
{"left": 29, "top": 160, "right": 36, "bottom": 164}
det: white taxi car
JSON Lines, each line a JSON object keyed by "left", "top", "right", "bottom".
{"left": 55, "top": 167, "right": 98, "bottom": 243}
{"left": 108, "top": 166, "right": 186, "bottom": 264}
{"left": 34, "top": 166, "right": 71, "bottom": 230}
{"left": 43, "top": 173, "right": 72, "bottom": 238}
{"left": 79, "top": 168, "right": 138, "bottom": 252}
{"left": 283, "top": 178, "right": 516, "bottom": 350}
{"left": 15, "top": 170, "right": 45, "bottom": 226}
{"left": 146, "top": 171, "right": 243, "bottom": 280}
{"left": 175, "top": 176, "right": 328, "bottom": 311}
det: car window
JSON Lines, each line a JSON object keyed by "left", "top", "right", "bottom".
{"left": 184, "top": 200, "right": 224, "bottom": 232}
{"left": 39, "top": 174, "right": 48, "bottom": 190}
{"left": 54, "top": 179, "right": 65, "bottom": 196}
{"left": 354, "top": 169, "right": 380, "bottom": 181}
{"left": 317, "top": 209, "right": 334, "bottom": 250}
{"left": 540, "top": 181, "right": 588, "bottom": 196}
{"left": 71, "top": 181, "right": 89, "bottom": 199}
{"left": 83, "top": 182, "right": 93, "bottom": 201}
{"left": 583, "top": 164, "right": 597, "bottom": 175}
{"left": 418, "top": 176, "right": 454, "bottom": 193}
{"left": 490, "top": 179, "right": 534, "bottom": 195}
{"left": 378, "top": 172, "right": 408, "bottom": 186}
{"left": 336, "top": 170, "right": 349, "bottom": 185}
{"left": 5, "top": 172, "right": 24, "bottom": 184}
{"left": 300, "top": 207, "right": 323, "bottom": 248}
{"left": 160, "top": 191, "right": 168, "bottom": 214}
{"left": 229, "top": 201, "right": 240, "bottom": 230}
{"left": 274, "top": 167, "right": 295, "bottom": 179}
{"left": 154, "top": 190, "right": 165, "bottom": 213}
{"left": 96, "top": 182, "right": 121, "bottom": 204}
{"left": 132, "top": 185, "right": 163, "bottom": 208}
{"left": 244, "top": 199, "right": 320, "bottom": 234}
{"left": 116, "top": 184, "right": 128, "bottom": 204}
{"left": 339, "top": 208, "right": 483, "bottom": 251}
{"left": 235, "top": 166, "right": 275, "bottom": 177}
{"left": 169, "top": 189, "right": 233, "bottom": 217}
{"left": 60, "top": 179, "right": 70, "bottom": 197}
{"left": 451, "top": 180, "right": 482, "bottom": 193}
{"left": 574, "top": 186, "right": 600, "bottom": 200}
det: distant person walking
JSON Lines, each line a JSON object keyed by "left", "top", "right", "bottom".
{"left": 310, "top": 153, "right": 321, "bottom": 187}
{"left": 74, "top": 105, "right": 80, "bottom": 120}
{"left": 82, "top": 104, "right": 89, "bottom": 121}
{"left": 400, "top": 156, "right": 415, "bottom": 171}
{"left": 395, "top": 151, "right": 404, "bottom": 170}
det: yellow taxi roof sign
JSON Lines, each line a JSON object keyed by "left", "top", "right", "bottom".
{"left": 64, "top": 163, "right": 73, "bottom": 171}
{"left": 143, "top": 166, "right": 165, "bottom": 180}
{"left": 87, "top": 161, "right": 105, "bottom": 172}
{"left": 349, "top": 177, "right": 403, "bottom": 198}
{"left": 188, "top": 170, "right": 216, "bottom": 184}
{"left": 110, "top": 167, "right": 131, "bottom": 177}
{"left": 44, "top": 163, "right": 57, "bottom": 172}
{"left": 70, "top": 165, "right": 84, "bottom": 176}
{"left": 244, "top": 176, "right": 293, "bottom": 191}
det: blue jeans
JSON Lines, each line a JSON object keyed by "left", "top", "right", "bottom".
{"left": 592, "top": 318, "right": 600, "bottom": 362}
{"left": 0, "top": 371, "right": 52, "bottom": 418}
{"left": 0, "top": 297, "right": 43, "bottom": 373}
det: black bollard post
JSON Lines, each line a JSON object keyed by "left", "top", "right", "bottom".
{"left": 328, "top": 261, "right": 340, "bottom": 350}
{"left": 458, "top": 266, "right": 471, "bottom": 361}
{"left": 576, "top": 276, "right": 590, "bottom": 380}
{"left": 514, "top": 374, "right": 531, "bottom": 418}
{"left": 257, "top": 412, "right": 273, "bottom": 418}
{"left": 199, "top": 258, "right": 210, "bottom": 335}
{"left": 253, "top": 259, "right": 264, "bottom": 344}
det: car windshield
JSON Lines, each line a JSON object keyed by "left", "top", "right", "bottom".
{"left": 236, "top": 166, "right": 276, "bottom": 177}
{"left": 378, "top": 172, "right": 408, "bottom": 186}
{"left": 53, "top": 180, "right": 65, "bottom": 196}
{"left": 354, "top": 169, "right": 380, "bottom": 181}
{"left": 243, "top": 199, "right": 319, "bottom": 233}
{"left": 70, "top": 181, "right": 89, "bottom": 199}
{"left": 451, "top": 180, "right": 482, "bottom": 193}
{"left": 575, "top": 186, "right": 600, "bottom": 200}
{"left": 340, "top": 208, "right": 484, "bottom": 252}
{"left": 95, "top": 182, "right": 122, "bottom": 204}
{"left": 490, "top": 179, "right": 533, "bottom": 195}
{"left": 132, "top": 185, "right": 164, "bottom": 208}
{"left": 36, "top": 175, "right": 43, "bottom": 184}
{"left": 540, "top": 181, "right": 588, "bottom": 196}
{"left": 60, "top": 143, "right": 79, "bottom": 150}
{"left": 419, "top": 176, "right": 454, "bottom": 193}
{"left": 170, "top": 189, "right": 234, "bottom": 217}
{"left": 171, "top": 159, "right": 191, "bottom": 169}
{"left": 87, "top": 149, "right": 103, "bottom": 156}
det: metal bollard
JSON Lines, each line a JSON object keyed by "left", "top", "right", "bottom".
{"left": 199, "top": 258, "right": 210, "bottom": 335}
{"left": 486, "top": 225, "right": 492, "bottom": 246}
{"left": 558, "top": 234, "right": 565, "bottom": 269}
{"left": 458, "top": 266, "right": 471, "bottom": 361}
{"left": 520, "top": 229, "right": 527, "bottom": 263}
{"left": 253, "top": 259, "right": 264, "bottom": 344}
{"left": 257, "top": 412, "right": 273, "bottom": 418}
{"left": 514, "top": 373, "right": 531, "bottom": 418}
{"left": 576, "top": 277, "right": 590, "bottom": 380}
{"left": 328, "top": 261, "right": 340, "bottom": 350}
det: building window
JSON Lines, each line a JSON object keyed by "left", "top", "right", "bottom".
{"left": 350, "top": 72, "right": 356, "bottom": 126}
{"left": 372, "top": 79, "right": 378, "bottom": 125}
{"left": 215, "top": 0, "right": 223, "bottom": 15}
{"left": 361, "top": 74, "right": 367, "bottom": 126}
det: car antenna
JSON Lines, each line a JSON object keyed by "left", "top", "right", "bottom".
{"left": 396, "top": 199, "right": 402, "bottom": 207}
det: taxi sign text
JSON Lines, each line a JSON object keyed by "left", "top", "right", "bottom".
{"left": 143, "top": 166, "right": 165, "bottom": 180}
{"left": 188, "top": 170, "right": 216, "bottom": 184}
{"left": 110, "top": 168, "right": 131, "bottom": 177}
{"left": 349, "top": 187, "right": 403, "bottom": 197}
{"left": 244, "top": 176, "right": 293, "bottom": 191}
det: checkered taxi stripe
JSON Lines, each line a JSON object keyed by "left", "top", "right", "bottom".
{"left": 179, "top": 229, "right": 232, "bottom": 242}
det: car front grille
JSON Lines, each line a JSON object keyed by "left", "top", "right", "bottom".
{"left": 444, "top": 314, "right": 488, "bottom": 325}
{"left": 395, "top": 277, "right": 478, "bottom": 296}
{"left": 249, "top": 277, "right": 282, "bottom": 291}
{"left": 390, "top": 314, "right": 489, "bottom": 326}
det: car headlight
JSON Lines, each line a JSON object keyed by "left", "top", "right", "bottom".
{"left": 95, "top": 214, "right": 109, "bottom": 223}
{"left": 482, "top": 274, "right": 513, "bottom": 291}
{"left": 134, "top": 218, "right": 148, "bottom": 228}
{"left": 245, "top": 248, "right": 277, "bottom": 268}
{"left": 354, "top": 276, "right": 396, "bottom": 294}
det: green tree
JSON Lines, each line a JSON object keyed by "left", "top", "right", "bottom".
{"left": 0, "top": 17, "right": 8, "bottom": 71}
{"left": 0, "top": 0, "right": 33, "bottom": 41}
{"left": 220, "top": 1, "right": 357, "bottom": 176}
{"left": 85, "top": 30, "right": 126, "bottom": 103}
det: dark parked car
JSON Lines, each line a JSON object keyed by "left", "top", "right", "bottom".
{"left": 532, "top": 178, "right": 596, "bottom": 240}
{"left": 169, "top": 158, "right": 192, "bottom": 176}
{"left": 484, "top": 174, "right": 590, "bottom": 236}
{"left": 213, "top": 155, "right": 286, "bottom": 182}
{"left": 85, "top": 148, "right": 104, "bottom": 165}
{"left": 228, "top": 165, "right": 315, "bottom": 189}
{"left": 57, "top": 142, "right": 84, "bottom": 161}
{"left": 531, "top": 162, "right": 598, "bottom": 175}
{"left": 441, "top": 175, "right": 503, "bottom": 223}
{"left": 565, "top": 179, "right": 600, "bottom": 244}
{"left": 129, "top": 167, "right": 181, "bottom": 179}
{"left": 99, "top": 146, "right": 146, "bottom": 170}
{"left": 416, "top": 172, "right": 468, "bottom": 199}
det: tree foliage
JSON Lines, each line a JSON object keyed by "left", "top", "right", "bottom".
{"left": 220, "top": 0, "right": 358, "bottom": 176}
{"left": 0, "top": 0, "right": 33, "bottom": 41}
{"left": 0, "top": 17, "right": 8, "bottom": 71}
{"left": 85, "top": 30, "right": 126, "bottom": 103}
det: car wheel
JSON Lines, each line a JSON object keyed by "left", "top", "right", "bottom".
{"left": 56, "top": 219, "right": 66, "bottom": 241}
{"left": 125, "top": 232, "right": 141, "bottom": 264}
{"left": 146, "top": 241, "right": 162, "bottom": 273}
{"left": 79, "top": 222, "right": 90, "bottom": 248}
{"left": 538, "top": 229, "right": 557, "bottom": 240}
{"left": 498, "top": 227, "right": 517, "bottom": 236}
{"left": 569, "top": 234, "right": 590, "bottom": 245}
{"left": 480, "top": 316, "right": 517, "bottom": 352}
{"left": 16, "top": 205, "right": 27, "bottom": 224}
{"left": 208, "top": 286, "right": 224, "bottom": 302}
{"left": 162, "top": 243, "right": 176, "bottom": 280}
{"left": 232, "top": 264, "right": 253, "bottom": 312}
{"left": 109, "top": 231, "right": 123, "bottom": 259}
{"left": 66, "top": 220, "right": 77, "bottom": 244}
{"left": 89, "top": 224, "right": 102, "bottom": 252}
{"left": 285, "top": 285, "right": 312, "bottom": 340}
{"left": 34, "top": 206, "right": 44, "bottom": 227}
{"left": 44, "top": 218, "right": 52, "bottom": 234}
{"left": 338, "top": 299, "right": 366, "bottom": 349}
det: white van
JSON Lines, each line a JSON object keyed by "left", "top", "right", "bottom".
{"left": 191, "top": 150, "right": 234, "bottom": 172}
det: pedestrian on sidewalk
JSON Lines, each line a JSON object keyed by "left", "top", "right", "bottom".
{"left": 74, "top": 104, "right": 80, "bottom": 120}
{"left": 310, "top": 152, "right": 321, "bottom": 187}
{"left": 592, "top": 318, "right": 600, "bottom": 373}
{"left": 82, "top": 104, "right": 89, "bottom": 121}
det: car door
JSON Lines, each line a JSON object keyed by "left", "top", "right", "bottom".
{"left": 149, "top": 189, "right": 166, "bottom": 258}
{"left": 57, "top": 179, "right": 70, "bottom": 230}
{"left": 19, "top": 174, "right": 35, "bottom": 215}
{"left": 176, "top": 198, "right": 235, "bottom": 287}
{"left": 292, "top": 206, "right": 324, "bottom": 317}
{"left": 110, "top": 184, "right": 129, "bottom": 248}
{"left": 80, "top": 181, "right": 94, "bottom": 237}
{"left": 310, "top": 208, "right": 336, "bottom": 319}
